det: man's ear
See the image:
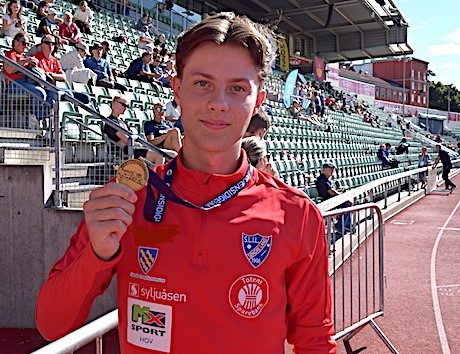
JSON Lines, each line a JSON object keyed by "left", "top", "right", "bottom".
{"left": 171, "top": 76, "right": 181, "bottom": 103}
{"left": 253, "top": 89, "right": 267, "bottom": 115}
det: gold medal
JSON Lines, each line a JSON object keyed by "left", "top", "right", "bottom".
{"left": 116, "top": 159, "right": 149, "bottom": 191}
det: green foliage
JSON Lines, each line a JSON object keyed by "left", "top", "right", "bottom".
{"left": 428, "top": 81, "right": 460, "bottom": 112}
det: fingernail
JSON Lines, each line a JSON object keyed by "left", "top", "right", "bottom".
{"left": 131, "top": 194, "right": 138, "bottom": 203}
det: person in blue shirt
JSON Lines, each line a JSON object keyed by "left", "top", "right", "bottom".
{"left": 124, "top": 52, "right": 161, "bottom": 84}
{"left": 315, "top": 162, "right": 353, "bottom": 239}
{"left": 432, "top": 144, "right": 456, "bottom": 190}
{"left": 83, "top": 41, "right": 127, "bottom": 91}
{"left": 144, "top": 102, "right": 182, "bottom": 152}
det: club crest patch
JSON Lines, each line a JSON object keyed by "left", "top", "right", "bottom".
{"left": 228, "top": 274, "right": 269, "bottom": 319}
{"left": 138, "top": 247, "right": 159, "bottom": 275}
{"left": 242, "top": 233, "right": 272, "bottom": 268}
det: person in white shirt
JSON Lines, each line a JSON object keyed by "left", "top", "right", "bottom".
{"left": 73, "top": 0, "right": 93, "bottom": 34}
{"left": 138, "top": 25, "right": 155, "bottom": 53}
{"left": 165, "top": 99, "right": 180, "bottom": 122}
{"left": 2, "top": 0, "right": 28, "bottom": 39}
{"left": 60, "top": 42, "right": 97, "bottom": 84}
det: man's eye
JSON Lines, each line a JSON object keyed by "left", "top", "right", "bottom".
{"left": 195, "top": 80, "right": 208, "bottom": 87}
{"left": 232, "top": 85, "right": 246, "bottom": 92}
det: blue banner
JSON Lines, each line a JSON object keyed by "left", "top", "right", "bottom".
{"left": 283, "top": 69, "right": 298, "bottom": 108}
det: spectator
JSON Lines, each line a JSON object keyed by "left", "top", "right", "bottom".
{"left": 60, "top": 42, "right": 97, "bottom": 84}
{"left": 149, "top": 56, "right": 170, "bottom": 87}
{"left": 59, "top": 12, "right": 81, "bottom": 45}
{"left": 386, "top": 113, "right": 393, "bottom": 127}
{"left": 124, "top": 52, "right": 159, "bottom": 83}
{"left": 2, "top": 0, "right": 28, "bottom": 39}
{"left": 417, "top": 147, "right": 430, "bottom": 187}
{"left": 313, "top": 91, "right": 322, "bottom": 116}
{"left": 288, "top": 99, "right": 301, "bottom": 117}
{"left": 103, "top": 96, "right": 170, "bottom": 164}
{"left": 244, "top": 110, "right": 270, "bottom": 139}
{"left": 377, "top": 143, "right": 399, "bottom": 169}
{"left": 35, "top": 7, "right": 60, "bottom": 39}
{"left": 319, "top": 90, "right": 326, "bottom": 118}
{"left": 154, "top": 33, "right": 166, "bottom": 48}
{"left": 2, "top": 33, "right": 51, "bottom": 121}
{"left": 100, "top": 41, "right": 119, "bottom": 77}
{"left": 241, "top": 136, "right": 278, "bottom": 176}
{"left": 135, "top": 13, "right": 148, "bottom": 30}
{"left": 456, "top": 142, "right": 460, "bottom": 154}
{"left": 137, "top": 25, "right": 155, "bottom": 53}
{"left": 435, "top": 134, "right": 442, "bottom": 143}
{"left": 395, "top": 137, "right": 409, "bottom": 155}
{"left": 432, "top": 144, "right": 456, "bottom": 190}
{"left": 315, "top": 162, "right": 352, "bottom": 238}
{"left": 83, "top": 41, "right": 127, "bottom": 91}
{"left": 165, "top": 98, "right": 180, "bottom": 123}
{"left": 34, "top": 35, "right": 91, "bottom": 104}
{"left": 35, "top": 1, "right": 49, "bottom": 21}
{"left": 73, "top": 0, "right": 93, "bottom": 34}
{"left": 144, "top": 102, "right": 182, "bottom": 153}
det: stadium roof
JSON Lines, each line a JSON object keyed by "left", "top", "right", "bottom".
{"left": 176, "top": 0, "right": 413, "bottom": 62}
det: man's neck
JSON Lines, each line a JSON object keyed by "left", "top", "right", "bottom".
{"left": 181, "top": 143, "right": 241, "bottom": 175}
{"left": 42, "top": 50, "right": 51, "bottom": 58}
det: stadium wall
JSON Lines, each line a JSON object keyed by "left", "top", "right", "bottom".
{"left": 0, "top": 165, "right": 116, "bottom": 328}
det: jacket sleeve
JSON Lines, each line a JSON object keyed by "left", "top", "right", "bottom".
{"left": 286, "top": 202, "right": 336, "bottom": 353}
{"left": 35, "top": 221, "right": 121, "bottom": 341}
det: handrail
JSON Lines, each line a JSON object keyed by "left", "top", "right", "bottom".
{"left": 317, "top": 160, "right": 460, "bottom": 212}
{"left": 30, "top": 310, "right": 118, "bottom": 354}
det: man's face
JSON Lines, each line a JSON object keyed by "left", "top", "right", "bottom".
{"left": 112, "top": 98, "right": 128, "bottom": 116}
{"left": 153, "top": 104, "right": 165, "bottom": 122}
{"left": 172, "top": 42, "right": 266, "bottom": 155}
{"left": 323, "top": 167, "right": 335, "bottom": 178}
{"left": 14, "top": 37, "right": 28, "bottom": 53}
{"left": 92, "top": 47, "right": 102, "bottom": 60}
{"left": 142, "top": 54, "right": 152, "bottom": 64}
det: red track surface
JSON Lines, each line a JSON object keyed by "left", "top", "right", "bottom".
{"left": 2, "top": 176, "right": 458, "bottom": 354}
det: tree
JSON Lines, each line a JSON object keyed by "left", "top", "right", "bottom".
{"left": 429, "top": 82, "right": 459, "bottom": 112}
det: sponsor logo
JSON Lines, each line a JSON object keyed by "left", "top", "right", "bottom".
{"left": 128, "top": 283, "right": 187, "bottom": 303}
{"left": 128, "top": 298, "right": 172, "bottom": 352}
{"left": 128, "top": 282, "right": 140, "bottom": 297}
{"left": 242, "top": 233, "right": 272, "bottom": 268}
{"left": 228, "top": 274, "right": 269, "bottom": 319}
{"left": 138, "top": 247, "right": 159, "bottom": 275}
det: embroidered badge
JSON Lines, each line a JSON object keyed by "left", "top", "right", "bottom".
{"left": 138, "top": 247, "right": 159, "bottom": 275}
{"left": 228, "top": 274, "right": 269, "bottom": 319}
{"left": 242, "top": 233, "right": 272, "bottom": 268}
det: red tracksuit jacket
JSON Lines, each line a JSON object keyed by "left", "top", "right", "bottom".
{"left": 36, "top": 155, "right": 336, "bottom": 353}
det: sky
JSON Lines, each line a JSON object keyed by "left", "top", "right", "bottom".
{"left": 395, "top": 0, "right": 460, "bottom": 89}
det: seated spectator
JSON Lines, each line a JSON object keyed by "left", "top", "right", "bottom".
{"left": 435, "top": 134, "right": 442, "bottom": 143}
{"left": 315, "top": 162, "right": 352, "bottom": 238}
{"left": 417, "top": 147, "right": 430, "bottom": 187}
{"left": 73, "top": 1, "right": 93, "bottom": 34}
{"left": 165, "top": 98, "right": 180, "bottom": 122}
{"left": 288, "top": 99, "right": 301, "bottom": 117}
{"left": 377, "top": 143, "right": 399, "bottom": 169}
{"left": 386, "top": 113, "right": 394, "bottom": 127}
{"left": 138, "top": 25, "right": 155, "bottom": 53}
{"left": 100, "top": 41, "right": 119, "bottom": 77}
{"left": 151, "top": 56, "right": 172, "bottom": 87}
{"left": 154, "top": 33, "right": 166, "bottom": 49}
{"left": 395, "top": 138, "right": 409, "bottom": 155}
{"left": 83, "top": 41, "right": 127, "bottom": 91}
{"left": 456, "top": 142, "right": 460, "bottom": 154}
{"left": 2, "top": 0, "right": 28, "bottom": 39}
{"left": 241, "top": 136, "right": 278, "bottom": 177}
{"left": 103, "top": 96, "right": 170, "bottom": 165}
{"left": 135, "top": 13, "right": 149, "bottom": 30}
{"left": 244, "top": 110, "right": 270, "bottom": 139}
{"left": 36, "top": 8, "right": 67, "bottom": 45}
{"left": 35, "top": 1, "right": 49, "bottom": 21}
{"left": 313, "top": 91, "right": 323, "bottom": 116}
{"left": 2, "top": 33, "right": 51, "bottom": 121}
{"left": 35, "top": 35, "right": 90, "bottom": 104}
{"left": 124, "top": 52, "right": 159, "bottom": 83}
{"left": 60, "top": 42, "right": 97, "bottom": 84}
{"left": 59, "top": 12, "right": 81, "bottom": 45}
{"left": 144, "top": 102, "right": 182, "bottom": 153}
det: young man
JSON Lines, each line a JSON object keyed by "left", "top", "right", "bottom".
{"left": 244, "top": 110, "right": 270, "bottom": 139}
{"left": 36, "top": 12, "right": 336, "bottom": 353}
{"left": 144, "top": 102, "right": 182, "bottom": 153}
{"left": 432, "top": 144, "right": 456, "bottom": 190}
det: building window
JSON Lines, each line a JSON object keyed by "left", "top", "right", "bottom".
{"left": 418, "top": 71, "right": 421, "bottom": 79}
{"left": 417, "top": 96, "right": 420, "bottom": 103}
{"left": 411, "top": 94, "right": 415, "bottom": 102}
{"left": 423, "top": 96, "right": 426, "bottom": 104}
{"left": 411, "top": 82, "right": 415, "bottom": 90}
{"left": 411, "top": 69, "right": 414, "bottom": 78}
{"left": 423, "top": 84, "right": 426, "bottom": 92}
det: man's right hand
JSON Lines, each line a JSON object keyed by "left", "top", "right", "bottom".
{"left": 83, "top": 183, "right": 138, "bottom": 261}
